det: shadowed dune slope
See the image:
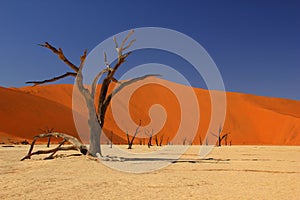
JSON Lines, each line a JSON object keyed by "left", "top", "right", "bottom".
{"left": 0, "top": 79, "right": 299, "bottom": 145}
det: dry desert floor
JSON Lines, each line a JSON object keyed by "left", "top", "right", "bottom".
{"left": 0, "top": 145, "right": 299, "bottom": 199}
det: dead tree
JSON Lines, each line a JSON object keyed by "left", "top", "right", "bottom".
{"left": 155, "top": 135, "right": 159, "bottom": 146}
{"left": 154, "top": 134, "right": 164, "bottom": 146}
{"left": 199, "top": 135, "right": 202, "bottom": 145}
{"left": 211, "top": 126, "right": 230, "bottom": 147}
{"left": 126, "top": 120, "right": 141, "bottom": 149}
{"left": 145, "top": 129, "right": 154, "bottom": 148}
{"left": 183, "top": 137, "right": 187, "bottom": 145}
{"left": 21, "top": 132, "right": 88, "bottom": 161}
{"left": 159, "top": 134, "right": 164, "bottom": 146}
{"left": 224, "top": 133, "right": 228, "bottom": 146}
{"left": 110, "top": 131, "right": 113, "bottom": 148}
{"left": 26, "top": 30, "right": 158, "bottom": 157}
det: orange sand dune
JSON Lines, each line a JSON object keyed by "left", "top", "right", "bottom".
{"left": 1, "top": 78, "right": 300, "bottom": 145}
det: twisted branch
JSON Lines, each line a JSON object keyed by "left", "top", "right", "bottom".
{"left": 38, "top": 42, "right": 79, "bottom": 72}
{"left": 26, "top": 72, "right": 77, "bottom": 86}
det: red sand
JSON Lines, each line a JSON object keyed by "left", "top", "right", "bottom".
{"left": 1, "top": 78, "right": 300, "bottom": 145}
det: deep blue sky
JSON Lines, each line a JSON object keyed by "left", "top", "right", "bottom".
{"left": 0, "top": 0, "right": 299, "bottom": 100}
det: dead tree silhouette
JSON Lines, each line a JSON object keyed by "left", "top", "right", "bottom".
{"left": 25, "top": 30, "right": 158, "bottom": 157}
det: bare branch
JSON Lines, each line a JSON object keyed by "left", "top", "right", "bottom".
{"left": 39, "top": 42, "right": 79, "bottom": 72}
{"left": 111, "top": 74, "right": 160, "bottom": 97}
{"left": 97, "top": 30, "right": 136, "bottom": 126}
{"left": 122, "top": 39, "right": 136, "bottom": 51}
{"left": 113, "top": 37, "right": 118, "bottom": 49}
{"left": 111, "top": 77, "right": 120, "bottom": 83}
{"left": 26, "top": 72, "right": 77, "bottom": 86}
{"left": 26, "top": 45, "right": 87, "bottom": 86}
{"left": 120, "top": 29, "right": 135, "bottom": 50}
{"left": 104, "top": 52, "right": 111, "bottom": 68}
{"left": 114, "top": 30, "right": 135, "bottom": 61}
{"left": 99, "top": 74, "right": 160, "bottom": 127}
{"left": 75, "top": 62, "right": 90, "bottom": 98}
{"left": 91, "top": 69, "right": 108, "bottom": 99}
{"left": 80, "top": 49, "right": 87, "bottom": 67}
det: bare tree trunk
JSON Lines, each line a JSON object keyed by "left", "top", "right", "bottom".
{"left": 88, "top": 120, "right": 101, "bottom": 156}
{"left": 155, "top": 135, "right": 159, "bottom": 146}
{"left": 110, "top": 131, "right": 113, "bottom": 148}
{"left": 148, "top": 136, "right": 153, "bottom": 148}
{"left": 159, "top": 134, "right": 164, "bottom": 146}
{"left": 199, "top": 135, "right": 202, "bottom": 145}
{"left": 126, "top": 120, "right": 141, "bottom": 149}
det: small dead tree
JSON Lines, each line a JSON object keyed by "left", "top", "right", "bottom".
{"left": 183, "top": 137, "right": 187, "bottom": 145}
{"left": 154, "top": 134, "right": 164, "bottom": 146}
{"left": 224, "top": 133, "right": 228, "bottom": 146}
{"left": 159, "top": 134, "right": 164, "bottom": 146}
{"left": 26, "top": 30, "right": 158, "bottom": 157}
{"left": 21, "top": 132, "right": 88, "bottom": 161}
{"left": 211, "top": 126, "right": 230, "bottom": 147}
{"left": 155, "top": 135, "right": 159, "bottom": 146}
{"left": 126, "top": 120, "right": 141, "bottom": 149}
{"left": 145, "top": 129, "right": 154, "bottom": 148}
{"left": 199, "top": 135, "right": 202, "bottom": 145}
{"left": 110, "top": 131, "right": 113, "bottom": 148}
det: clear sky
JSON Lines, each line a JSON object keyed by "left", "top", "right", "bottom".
{"left": 0, "top": 0, "right": 299, "bottom": 100}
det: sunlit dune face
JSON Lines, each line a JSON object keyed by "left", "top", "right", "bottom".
{"left": 104, "top": 83, "right": 181, "bottom": 142}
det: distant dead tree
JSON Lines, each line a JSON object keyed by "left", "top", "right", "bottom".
{"left": 26, "top": 30, "right": 158, "bottom": 157}
{"left": 154, "top": 134, "right": 164, "bottom": 146}
{"left": 159, "top": 134, "right": 164, "bottom": 146}
{"left": 126, "top": 120, "right": 141, "bottom": 149}
{"left": 211, "top": 126, "right": 230, "bottom": 147}
{"left": 155, "top": 135, "right": 159, "bottom": 146}
{"left": 183, "top": 137, "right": 187, "bottom": 145}
{"left": 224, "top": 133, "right": 228, "bottom": 146}
{"left": 110, "top": 131, "right": 113, "bottom": 148}
{"left": 199, "top": 135, "right": 202, "bottom": 145}
{"left": 145, "top": 129, "right": 154, "bottom": 148}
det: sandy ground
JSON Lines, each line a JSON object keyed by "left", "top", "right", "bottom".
{"left": 0, "top": 145, "right": 299, "bottom": 199}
